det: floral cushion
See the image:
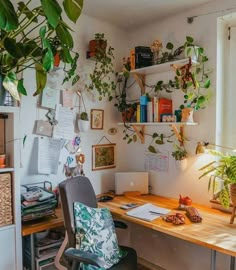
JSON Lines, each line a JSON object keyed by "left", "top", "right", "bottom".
{"left": 74, "top": 202, "right": 124, "bottom": 270}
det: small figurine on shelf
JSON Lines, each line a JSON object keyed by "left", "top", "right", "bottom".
{"left": 179, "top": 194, "right": 192, "bottom": 209}
{"left": 150, "top": 39, "right": 163, "bottom": 65}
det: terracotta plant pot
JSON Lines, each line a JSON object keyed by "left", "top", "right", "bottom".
{"left": 89, "top": 40, "right": 107, "bottom": 54}
{"left": 54, "top": 52, "right": 60, "bottom": 67}
{"left": 121, "top": 107, "right": 135, "bottom": 122}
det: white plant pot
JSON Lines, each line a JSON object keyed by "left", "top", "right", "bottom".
{"left": 175, "top": 159, "right": 187, "bottom": 171}
{"left": 78, "top": 120, "right": 90, "bottom": 132}
{"left": 184, "top": 46, "right": 199, "bottom": 62}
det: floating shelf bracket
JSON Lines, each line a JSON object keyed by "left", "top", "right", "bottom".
{"left": 132, "top": 125, "right": 145, "bottom": 144}
{"left": 132, "top": 73, "right": 145, "bottom": 94}
{"left": 170, "top": 124, "right": 184, "bottom": 146}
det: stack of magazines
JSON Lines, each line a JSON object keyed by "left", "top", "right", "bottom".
{"left": 21, "top": 181, "right": 58, "bottom": 222}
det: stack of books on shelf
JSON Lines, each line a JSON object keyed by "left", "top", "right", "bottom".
{"left": 136, "top": 97, "right": 174, "bottom": 123}
{"left": 130, "top": 46, "right": 153, "bottom": 70}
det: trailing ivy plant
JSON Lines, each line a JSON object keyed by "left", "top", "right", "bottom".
{"left": 86, "top": 33, "right": 116, "bottom": 100}
{"left": 0, "top": 0, "right": 83, "bottom": 100}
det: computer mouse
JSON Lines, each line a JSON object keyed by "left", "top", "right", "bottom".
{"left": 97, "top": 195, "right": 114, "bottom": 202}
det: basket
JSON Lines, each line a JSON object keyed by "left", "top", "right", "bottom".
{"left": 0, "top": 173, "right": 13, "bottom": 226}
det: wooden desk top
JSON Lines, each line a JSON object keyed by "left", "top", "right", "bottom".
{"left": 98, "top": 194, "right": 236, "bottom": 257}
{"left": 22, "top": 208, "right": 64, "bottom": 236}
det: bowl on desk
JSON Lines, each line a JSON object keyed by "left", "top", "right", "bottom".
{"left": 35, "top": 229, "right": 49, "bottom": 240}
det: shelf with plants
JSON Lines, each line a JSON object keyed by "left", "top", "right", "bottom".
{"left": 0, "top": 168, "right": 14, "bottom": 173}
{"left": 118, "top": 122, "right": 198, "bottom": 126}
{"left": 130, "top": 58, "right": 199, "bottom": 76}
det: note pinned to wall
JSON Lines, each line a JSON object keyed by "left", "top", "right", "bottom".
{"left": 41, "top": 86, "right": 58, "bottom": 109}
{"left": 53, "top": 104, "right": 75, "bottom": 140}
{"left": 144, "top": 150, "right": 169, "bottom": 172}
{"left": 38, "top": 137, "right": 63, "bottom": 175}
{"left": 62, "top": 89, "right": 74, "bottom": 108}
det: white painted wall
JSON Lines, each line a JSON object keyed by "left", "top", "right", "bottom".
{"left": 18, "top": 0, "right": 236, "bottom": 269}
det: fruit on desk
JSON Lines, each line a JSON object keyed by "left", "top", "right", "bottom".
{"left": 179, "top": 195, "right": 192, "bottom": 206}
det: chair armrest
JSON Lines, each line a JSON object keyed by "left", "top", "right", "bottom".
{"left": 114, "top": 220, "right": 128, "bottom": 229}
{"left": 65, "top": 248, "right": 105, "bottom": 268}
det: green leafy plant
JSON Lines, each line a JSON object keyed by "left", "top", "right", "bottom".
{"left": 199, "top": 151, "right": 236, "bottom": 208}
{"left": 171, "top": 145, "right": 187, "bottom": 160}
{"left": 0, "top": 0, "right": 83, "bottom": 100}
{"left": 87, "top": 33, "right": 115, "bottom": 99}
{"left": 80, "top": 111, "right": 88, "bottom": 121}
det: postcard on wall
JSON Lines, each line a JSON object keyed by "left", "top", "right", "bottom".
{"left": 53, "top": 104, "right": 75, "bottom": 140}
{"left": 37, "top": 137, "right": 62, "bottom": 174}
{"left": 41, "top": 86, "right": 58, "bottom": 109}
{"left": 144, "top": 150, "right": 169, "bottom": 172}
{"left": 62, "top": 89, "right": 74, "bottom": 107}
{"left": 35, "top": 120, "right": 53, "bottom": 137}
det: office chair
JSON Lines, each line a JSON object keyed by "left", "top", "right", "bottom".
{"left": 59, "top": 176, "right": 137, "bottom": 270}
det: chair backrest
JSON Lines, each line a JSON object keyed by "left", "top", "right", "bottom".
{"left": 59, "top": 176, "right": 98, "bottom": 248}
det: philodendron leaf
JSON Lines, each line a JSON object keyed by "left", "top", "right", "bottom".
{"left": 63, "top": 0, "right": 83, "bottom": 23}
{"left": 41, "top": 0, "right": 62, "bottom": 28}
{"left": 0, "top": 0, "right": 18, "bottom": 31}
{"left": 56, "top": 23, "right": 74, "bottom": 48}
{"left": 4, "top": 38, "right": 24, "bottom": 59}
{"left": 34, "top": 64, "right": 47, "bottom": 96}
{"left": 43, "top": 48, "right": 54, "bottom": 72}
{"left": 204, "top": 79, "right": 211, "bottom": 89}
{"left": 17, "top": 79, "right": 27, "bottom": 96}
{"left": 3, "top": 71, "right": 20, "bottom": 101}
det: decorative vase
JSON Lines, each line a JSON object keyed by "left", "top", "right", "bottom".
{"left": 175, "top": 159, "right": 187, "bottom": 171}
{"left": 181, "top": 108, "right": 194, "bottom": 123}
{"left": 78, "top": 120, "right": 90, "bottom": 132}
{"left": 0, "top": 74, "right": 6, "bottom": 106}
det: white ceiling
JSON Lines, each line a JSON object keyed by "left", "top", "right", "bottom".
{"left": 83, "top": 0, "right": 216, "bottom": 31}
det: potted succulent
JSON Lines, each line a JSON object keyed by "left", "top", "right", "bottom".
{"left": 172, "top": 145, "right": 188, "bottom": 170}
{"left": 0, "top": 0, "right": 83, "bottom": 104}
{"left": 86, "top": 33, "right": 115, "bottom": 99}
{"left": 199, "top": 151, "right": 236, "bottom": 210}
{"left": 78, "top": 111, "right": 89, "bottom": 132}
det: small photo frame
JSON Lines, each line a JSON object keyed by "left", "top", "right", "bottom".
{"left": 92, "top": 144, "right": 116, "bottom": 171}
{"left": 91, "top": 109, "right": 104, "bottom": 130}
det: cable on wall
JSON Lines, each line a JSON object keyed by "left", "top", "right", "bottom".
{"left": 187, "top": 6, "right": 236, "bottom": 24}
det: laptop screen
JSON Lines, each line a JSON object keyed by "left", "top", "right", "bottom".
{"left": 115, "top": 172, "right": 149, "bottom": 195}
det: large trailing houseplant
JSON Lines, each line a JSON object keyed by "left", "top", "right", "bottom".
{"left": 0, "top": 0, "right": 83, "bottom": 101}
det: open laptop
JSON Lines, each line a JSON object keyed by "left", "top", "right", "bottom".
{"left": 115, "top": 172, "right": 149, "bottom": 195}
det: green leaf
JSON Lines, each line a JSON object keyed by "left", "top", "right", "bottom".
{"left": 39, "top": 26, "right": 47, "bottom": 39}
{"left": 34, "top": 64, "right": 47, "bottom": 96}
{"left": 148, "top": 146, "right": 157, "bottom": 153}
{"left": 41, "top": 0, "right": 62, "bottom": 28}
{"left": 56, "top": 23, "right": 74, "bottom": 48}
{"left": 155, "top": 139, "right": 164, "bottom": 145}
{"left": 4, "top": 38, "right": 24, "bottom": 59}
{"left": 133, "top": 134, "right": 137, "bottom": 142}
{"left": 17, "top": 79, "right": 27, "bottom": 96}
{"left": 63, "top": 0, "right": 83, "bottom": 23}
{"left": 3, "top": 71, "right": 20, "bottom": 101}
{"left": 186, "top": 36, "right": 194, "bottom": 43}
{"left": 166, "top": 42, "right": 174, "bottom": 50}
{"left": 43, "top": 49, "right": 54, "bottom": 71}
{"left": 0, "top": 0, "right": 18, "bottom": 31}
{"left": 219, "top": 189, "right": 230, "bottom": 208}
{"left": 204, "top": 79, "right": 211, "bottom": 89}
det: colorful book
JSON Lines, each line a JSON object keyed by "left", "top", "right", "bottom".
{"left": 158, "top": 98, "right": 172, "bottom": 122}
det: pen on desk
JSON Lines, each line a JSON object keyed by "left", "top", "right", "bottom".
{"left": 149, "top": 211, "right": 166, "bottom": 215}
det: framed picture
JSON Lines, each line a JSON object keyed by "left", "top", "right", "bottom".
{"left": 91, "top": 109, "right": 104, "bottom": 130}
{"left": 92, "top": 144, "right": 116, "bottom": 171}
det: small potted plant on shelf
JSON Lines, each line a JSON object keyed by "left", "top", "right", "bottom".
{"left": 86, "top": 33, "right": 115, "bottom": 99}
{"left": 172, "top": 144, "right": 188, "bottom": 171}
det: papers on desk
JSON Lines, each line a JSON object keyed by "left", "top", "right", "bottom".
{"left": 126, "top": 203, "right": 170, "bottom": 221}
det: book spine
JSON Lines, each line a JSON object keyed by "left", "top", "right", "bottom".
{"left": 147, "top": 102, "right": 153, "bottom": 122}
{"left": 158, "top": 98, "right": 173, "bottom": 122}
{"left": 136, "top": 104, "right": 140, "bottom": 122}
{"left": 140, "top": 105, "right": 147, "bottom": 122}
{"left": 153, "top": 97, "right": 159, "bottom": 122}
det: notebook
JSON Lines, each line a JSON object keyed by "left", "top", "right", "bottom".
{"left": 115, "top": 172, "right": 149, "bottom": 195}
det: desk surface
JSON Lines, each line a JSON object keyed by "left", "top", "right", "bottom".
{"left": 98, "top": 194, "right": 236, "bottom": 257}
{"left": 22, "top": 208, "right": 64, "bottom": 236}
